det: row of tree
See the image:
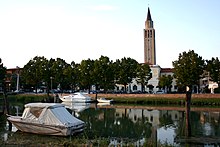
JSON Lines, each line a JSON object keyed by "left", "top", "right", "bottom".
{"left": 0, "top": 50, "right": 220, "bottom": 94}
{"left": 19, "top": 56, "right": 151, "bottom": 94}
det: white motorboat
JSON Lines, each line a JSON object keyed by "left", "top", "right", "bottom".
{"left": 7, "top": 103, "right": 85, "bottom": 136}
{"left": 59, "top": 92, "right": 92, "bottom": 103}
{"left": 97, "top": 98, "right": 113, "bottom": 103}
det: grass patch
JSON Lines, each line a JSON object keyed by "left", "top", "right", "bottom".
{"left": 5, "top": 94, "right": 54, "bottom": 103}
{"left": 113, "top": 97, "right": 185, "bottom": 105}
{"left": 109, "top": 96, "right": 220, "bottom": 106}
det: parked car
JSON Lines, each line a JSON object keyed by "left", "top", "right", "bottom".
{"left": 156, "top": 90, "right": 164, "bottom": 94}
{"left": 130, "top": 90, "right": 142, "bottom": 94}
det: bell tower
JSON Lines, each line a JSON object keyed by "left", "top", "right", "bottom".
{"left": 144, "top": 7, "right": 156, "bottom": 65}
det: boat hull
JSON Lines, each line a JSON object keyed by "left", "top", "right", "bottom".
{"left": 59, "top": 93, "right": 92, "bottom": 103}
{"left": 97, "top": 98, "right": 113, "bottom": 103}
{"left": 8, "top": 116, "right": 84, "bottom": 136}
{"left": 60, "top": 97, "right": 92, "bottom": 103}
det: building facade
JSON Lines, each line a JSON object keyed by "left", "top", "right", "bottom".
{"left": 126, "top": 65, "right": 177, "bottom": 93}
{"left": 5, "top": 67, "right": 22, "bottom": 92}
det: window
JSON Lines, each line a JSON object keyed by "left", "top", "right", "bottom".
{"left": 150, "top": 30, "right": 152, "bottom": 37}
{"left": 174, "top": 85, "right": 178, "bottom": 89}
{"left": 133, "top": 85, "right": 137, "bottom": 91}
{"left": 150, "top": 116, "right": 153, "bottom": 122}
{"left": 30, "top": 108, "right": 44, "bottom": 118}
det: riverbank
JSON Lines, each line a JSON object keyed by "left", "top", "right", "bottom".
{"left": 89, "top": 93, "right": 220, "bottom": 99}
{"left": 4, "top": 93, "right": 220, "bottom": 106}
{"left": 88, "top": 93, "right": 220, "bottom": 106}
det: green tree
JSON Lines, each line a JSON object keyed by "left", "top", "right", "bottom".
{"left": 158, "top": 75, "right": 173, "bottom": 93}
{"left": 93, "top": 56, "right": 115, "bottom": 92}
{"left": 52, "top": 58, "right": 69, "bottom": 91}
{"left": 22, "top": 56, "right": 48, "bottom": 93}
{"left": 136, "top": 63, "right": 152, "bottom": 93}
{"left": 173, "top": 50, "right": 205, "bottom": 137}
{"left": 206, "top": 57, "right": 220, "bottom": 85}
{"left": 172, "top": 50, "right": 205, "bottom": 92}
{"left": 0, "top": 59, "right": 9, "bottom": 115}
{"left": 114, "top": 57, "right": 138, "bottom": 92}
{"left": 41, "top": 58, "right": 55, "bottom": 95}
{"left": 78, "top": 59, "right": 95, "bottom": 93}
{"left": 63, "top": 61, "right": 80, "bottom": 92}
{"left": 0, "top": 58, "right": 6, "bottom": 92}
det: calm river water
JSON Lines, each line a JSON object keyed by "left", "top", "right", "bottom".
{"left": 1, "top": 101, "right": 220, "bottom": 146}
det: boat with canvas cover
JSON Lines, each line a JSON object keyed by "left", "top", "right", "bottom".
{"left": 7, "top": 103, "right": 85, "bottom": 136}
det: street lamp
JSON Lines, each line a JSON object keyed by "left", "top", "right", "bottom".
{"left": 15, "top": 66, "right": 20, "bottom": 93}
{"left": 50, "top": 77, "right": 53, "bottom": 92}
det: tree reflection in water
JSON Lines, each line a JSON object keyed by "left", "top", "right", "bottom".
{"left": 80, "top": 108, "right": 152, "bottom": 142}
{"left": 175, "top": 107, "right": 220, "bottom": 146}
{"left": 2, "top": 103, "right": 220, "bottom": 146}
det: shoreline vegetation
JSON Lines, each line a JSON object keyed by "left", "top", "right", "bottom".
{"left": 4, "top": 93, "right": 220, "bottom": 106}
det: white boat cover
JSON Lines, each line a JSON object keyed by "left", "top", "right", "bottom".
{"left": 21, "top": 103, "right": 84, "bottom": 127}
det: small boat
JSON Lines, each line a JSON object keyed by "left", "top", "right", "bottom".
{"left": 97, "top": 98, "right": 113, "bottom": 103}
{"left": 59, "top": 92, "right": 92, "bottom": 103}
{"left": 7, "top": 103, "right": 85, "bottom": 136}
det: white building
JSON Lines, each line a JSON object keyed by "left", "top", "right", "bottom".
{"left": 116, "top": 65, "right": 177, "bottom": 94}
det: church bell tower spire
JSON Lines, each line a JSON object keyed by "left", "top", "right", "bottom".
{"left": 144, "top": 7, "right": 156, "bottom": 65}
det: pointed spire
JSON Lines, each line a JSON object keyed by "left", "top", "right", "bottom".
{"left": 147, "top": 7, "right": 152, "bottom": 21}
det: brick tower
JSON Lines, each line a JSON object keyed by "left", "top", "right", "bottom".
{"left": 144, "top": 7, "right": 156, "bottom": 65}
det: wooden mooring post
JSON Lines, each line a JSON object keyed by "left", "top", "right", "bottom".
{"left": 185, "top": 86, "right": 192, "bottom": 137}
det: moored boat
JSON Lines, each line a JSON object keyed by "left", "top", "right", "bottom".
{"left": 7, "top": 103, "right": 85, "bottom": 136}
{"left": 59, "top": 92, "right": 92, "bottom": 103}
{"left": 97, "top": 98, "right": 114, "bottom": 103}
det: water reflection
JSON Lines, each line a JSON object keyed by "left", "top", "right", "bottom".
{"left": 61, "top": 102, "right": 90, "bottom": 112}
{"left": 1, "top": 102, "right": 220, "bottom": 146}
{"left": 175, "top": 109, "right": 220, "bottom": 145}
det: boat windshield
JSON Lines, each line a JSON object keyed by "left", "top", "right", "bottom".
{"left": 30, "top": 107, "right": 44, "bottom": 118}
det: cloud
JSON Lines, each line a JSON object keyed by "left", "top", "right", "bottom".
{"left": 88, "top": 5, "right": 118, "bottom": 11}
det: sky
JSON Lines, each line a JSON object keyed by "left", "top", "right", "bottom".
{"left": 0, "top": 0, "right": 220, "bottom": 69}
